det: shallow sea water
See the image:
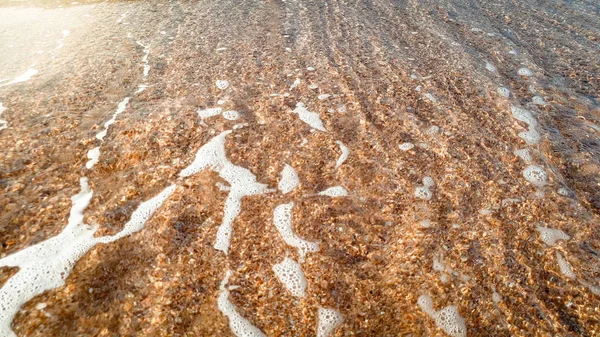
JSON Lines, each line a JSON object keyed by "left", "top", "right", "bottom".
{"left": 0, "top": 1, "right": 600, "bottom": 336}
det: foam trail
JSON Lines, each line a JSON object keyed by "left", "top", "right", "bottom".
{"left": 0, "top": 180, "right": 176, "bottom": 337}
{"left": 218, "top": 271, "right": 266, "bottom": 337}
{"left": 335, "top": 141, "right": 349, "bottom": 168}
{"left": 0, "top": 178, "right": 94, "bottom": 337}
{"left": 273, "top": 202, "right": 319, "bottom": 259}
{"left": 85, "top": 147, "right": 100, "bottom": 169}
{"left": 0, "top": 103, "right": 7, "bottom": 131}
{"left": 137, "top": 41, "right": 151, "bottom": 78}
{"left": 87, "top": 97, "right": 131, "bottom": 169}
{"left": 0, "top": 69, "right": 38, "bottom": 87}
{"left": 179, "top": 131, "right": 271, "bottom": 254}
{"left": 99, "top": 185, "right": 177, "bottom": 243}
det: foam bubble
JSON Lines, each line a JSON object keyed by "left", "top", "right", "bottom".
{"left": 309, "top": 84, "right": 319, "bottom": 90}
{"left": 485, "top": 61, "right": 497, "bottom": 73}
{"left": 317, "top": 307, "right": 343, "bottom": 337}
{"left": 278, "top": 164, "right": 299, "bottom": 194}
{"left": 522, "top": 165, "right": 548, "bottom": 187}
{"left": 292, "top": 102, "right": 327, "bottom": 132}
{"left": 399, "top": 142, "right": 415, "bottom": 151}
{"left": 417, "top": 295, "right": 467, "bottom": 337}
{"left": 497, "top": 87, "right": 511, "bottom": 98}
{"left": 335, "top": 141, "right": 350, "bottom": 169}
{"left": 424, "top": 93, "right": 437, "bottom": 103}
{"left": 510, "top": 106, "right": 537, "bottom": 126}
{"left": 307, "top": 67, "right": 315, "bottom": 71}
{"left": 318, "top": 186, "right": 348, "bottom": 197}
{"left": 216, "top": 80, "right": 230, "bottom": 90}
{"left": 517, "top": 67, "right": 533, "bottom": 77}
{"left": 518, "top": 129, "right": 541, "bottom": 145}
{"left": 273, "top": 202, "right": 319, "bottom": 259}
{"left": 318, "top": 94, "right": 331, "bottom": 100}
{"left": 179, "top": 131, "right": 271, "bottom": 254}
{"left": 536, "top": 226, "right": 570, "bottom": 246}
{"left": 218, "top": 271, "right": 266, "bottom": 337}
{"left": 556, "top": 252, "right": 575, "bottom": 279}
{"left": 222, "top": 110, "right": 240, "bottom": 121}
{"left": 198, "top": 107, "right": 222, "bottom": 119}
{"left": 272, "top": 257, "right": 307, "bottom": 297}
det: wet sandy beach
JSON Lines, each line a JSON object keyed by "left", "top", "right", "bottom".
{"left": 1, "top": 0, "right": 600, "bottom": 336}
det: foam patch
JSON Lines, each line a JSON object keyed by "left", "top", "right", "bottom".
{"left": 292, "top": 102, "right": 327, "bottom": 132}
{"left": 222, "top": 110, "right": 240, "bottom": 120}
{"left": 317, "top": 307, "right": 343, "bottom": 337}
{"left": 85, "top": 146, "right": 100, "bottom": 169}
{"left": 218, "top": 271, "right": 266, "bottom": 337}
{"left": 514, "top": 148, "right": 532, "bottom": 163}
{"left": 198, "top": 107, "right": 223, "bottom": 119}
{"left": 497, "top": 87, "right": 510, "bottom": 98}
{"left": 179, "top": 131, "right": 271, "bottom": 254}
{"left": 536, "top": 226, "right": 570, "bottom": 246}
{"left": 318, "top": 186, "right": 348, "bottom": 197}
{"left": 272, "top": 257, "right": 307, "bottom": 297}
{"left": 0, "top": 103, "right": 7, "bottom": 131}
{"left": 415, "top": 177, "right": 434, "bottom": 200}
{"left": 273, "top": 202, "right": 319, "bottom": 259}
{"left": 399, "top": 142, "right": 415, "bottom": 151}
{"left": 522, "top": 165, "right": 548, "bottom": 187}
{"left": 318, "top": 94, "right": 331, "bottom": 100}
{"left": 517, "top": 67, "right": 533, "bottom": 77}
{"left": 278, "top": 164, "right": 299, "bottom": 194}
{"left": 0, "top": 68, "right": 38, "bottom": 88}
{"left": 290, "top": 78, "right": 300, "bottom": 90}
{"left": 417, "top": 294, "right": 467, "bottom": 337}
{"left": 556, "top": 252, "right": 575, "bottom": 279}
{"left": 216, "top": 80, "right": 229, "bottom": 90}
{"left": 335, "top": 141, "right": 350, "bottom": 168}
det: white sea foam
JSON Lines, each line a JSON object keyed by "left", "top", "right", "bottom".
{"left": 485, "top": 61, "right": 497, "bottom": 73}
{"left": 517, "top": 67, "right": 533, "bottom": 77}
{"left": 514, "top": 148, "right": 532, "bottom": 163}
{"left": 272, "top": 257, "right": 307, "bottom": 297}
{"left": 0, "top": 103, "right": 7, "bottom": 131}
{"left": 278, "top": 164, "right": 299, "bottom": 194}
{"left": 536, "top": 226, "right": 570, "bottom": 246}
{"left": 198, "top": 107, "right": 223, "bottom": 119}
{"left": 556, "top": 252, "right": 575, "bottom": 279}
{"left": 273, "top": 202, "right": 319, "bottom": 259}
{"left": 216, "top": 80, "right": 229, "bottom": 90}
{"left": 417, "top": 295, "right": 467, "bottom": 337}
{"left": 179, "top": 131, "right": 271, "bottom": 254}
{"left": 522, "top": 165, "right": 548, "bottom": 187}
{"left": 415, "top": 177, "right": 434, "bottom": 200}
{"left": 318, "top": 94, "right": 331, "bottom": 100}
{"left": 96, "top": 97, "right": 131, "bottom": 141}
{"left": 85, "top": 147, "right": 100, "bottom": 169}
{"left": 290, "top": 78, "right": 300, "bottom": 90}
{"left": 218, "top": 271, "right": 266, "bottom": 337}
{"left": 0, "top": 68, "right": 38, "bottom": 87}
{"left": 497, "top": 87, "right": 510, "bottom": 98}
{"left": 0, "top": 176, "right": 176, "bottom": 337}
{"left": 532, "top": 96, "right": 546, "bottom": 106}
{"left": 317, "top": 307, "right": 343, "bottom": 337}
{"left": 510, "top": 105, "right": 540, "bottom": 145}
{"left": 399, "top": 142, "right": 415, "bottom": 151}
{"left": 318, "top": 186, "right": 348, "bottom": 197}
{"left": 292, "top": 102, "right": 326, "bottom": 131}
{"left": 335, "top": 141, "right": 350, "bottom": 168}
{"left": 222, "top": 110, "right": 240, "bottom": 121}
